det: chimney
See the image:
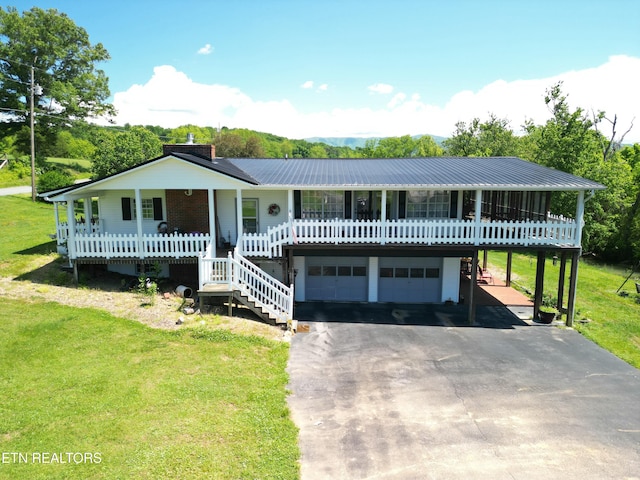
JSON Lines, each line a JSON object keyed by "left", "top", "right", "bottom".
{"left": 163, "top": 133, "right": 216, "bottom": 159}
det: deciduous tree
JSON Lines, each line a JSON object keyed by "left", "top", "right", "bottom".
{"left": 0, "top": 7, "right": 114, "bottom": 145}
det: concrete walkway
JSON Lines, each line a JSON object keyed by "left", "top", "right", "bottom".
{"left": 0, "top": 185, "right": 31, "bottom": 196}
{"left": 287, "top": 306, "right": 640, "bottom": 479}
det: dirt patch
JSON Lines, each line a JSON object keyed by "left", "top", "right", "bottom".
{"left": 0, "top": 261, "right": 287, "bottom": 341}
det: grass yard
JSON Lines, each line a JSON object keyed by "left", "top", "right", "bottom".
{"left": 0, "top": 195, "right": 300, "bottom": 478}
{"left": 0, "top": 299, "right": 299, "bottom": 479}
{"left": 0, "top": 195, "right": 61, "bottom": 280}
{"left": 486, "top": 250, "right": 640, "bottom": 368}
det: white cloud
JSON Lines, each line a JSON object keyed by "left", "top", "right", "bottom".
{"left": 301, "top": 80, "right": 314, "bottom": 89}
{"left": 111, "top": 56, "right": 640, "bottom": 143}
{"left": 197, "top": 44, "right": 213, "bottom": 55}
{"left": 317, "top": 83, "right": 328, "bottom": 92}
{"left": 368, "top": 83, "right": 394, "bottom": 95}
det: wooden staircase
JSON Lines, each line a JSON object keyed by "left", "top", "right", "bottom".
{"left": 198, "top": 248, "right": 294, "bottom": 325}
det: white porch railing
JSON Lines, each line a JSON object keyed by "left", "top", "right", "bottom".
{"left": 198, "top": 247, "right": 294, "bottom": 324}
{"left": 57, "top": 220, "right": 103, "bottom": 242}
{"left": 239, "top": 217, "right": 578, "bottom": 257}
{"left": 71, "top": 232, "right": 210, "bottom": 259}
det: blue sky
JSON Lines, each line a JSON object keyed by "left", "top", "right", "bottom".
{"left": 14, "top": 0, "right": 640, "bottom": 141}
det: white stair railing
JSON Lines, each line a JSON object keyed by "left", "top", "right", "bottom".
{"left": 198, "top": 245, "right": 294, "bottom": 324}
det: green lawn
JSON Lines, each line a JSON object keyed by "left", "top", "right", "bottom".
{"left": 0, "top": 195, "right": 60, "bottom": 280}
{"left": 0, "top": 195, "right": 300, "bottom": 479}
{"left": 0, "top": 299, "right": 299, "bottom": 479}
{"left": 486, "top": 250, "right": 640, "bottom": 368}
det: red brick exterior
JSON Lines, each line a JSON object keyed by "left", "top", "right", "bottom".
{"left": 165, "top": 189, "right": 210, "bottom": 234}
{"left": 165, "top": 189, "right": 211, "bottom": 286}
{"left": 162, "top": 143, "right": 215, "bottom": 287}
{"left": 162, "top": 143, "right": 216, "bottom": 159}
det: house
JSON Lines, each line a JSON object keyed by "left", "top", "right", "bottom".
{"left": 42, "top": 142, "right": 605, "bottom": 325}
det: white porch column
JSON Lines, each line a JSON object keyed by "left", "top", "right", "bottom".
{"left": 457, "top": 190, "right": 464, "bottom": 219}
{"left": 236, "top": 188, "right": 243, "bottom": 244}
{"left": 83, "top": 196, "right": 92, "bottom": 225}
{"left": 575, "top": 190, "right": 585, "bottom": 248}
{"left": 381, "top": 190, "right": 387, "bottom": 245}
{"left": 66, "top": 199, "right": 76, "bottom": 259}
{"left": 208, "top": 188, "right": 216, "bottom": 257}
{"left": 474, "top": 189, "right": 482, "bottom": 245}
{"left": 134, "top": 188, "right": 144, "bottom": 258}
{"left": 53, "top": 202, "right": 61, "bottom": 244}
{"left": 288, "top": 189, "right": 294, "bottom": 219}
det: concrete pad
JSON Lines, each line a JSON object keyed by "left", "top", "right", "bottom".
{"left": 287, "top": 305, "right": 640, "bottom": 479}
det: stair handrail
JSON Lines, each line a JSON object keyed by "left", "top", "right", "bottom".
{"left": 228, "top": 247, "right": 293, "bottom": 323}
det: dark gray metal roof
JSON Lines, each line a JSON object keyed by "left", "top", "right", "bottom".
{"left": 227, "top": 157, "right": 605, "bottom": 191}
{"left": 170, "top": 152, "right": 258, "bottom": 184}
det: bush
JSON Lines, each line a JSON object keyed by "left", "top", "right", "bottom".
{"left": 37, "top": 169, "right": 74, "bottom": 193}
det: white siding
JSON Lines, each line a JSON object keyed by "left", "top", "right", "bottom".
{"left": 217, "top": 189, "right": 288, "bottom": 245}
{"left": 441, "top": 257, "right": 461, "bottom": 303}
{"left": 99, "top": 189, "right": 166, "bottom": 235}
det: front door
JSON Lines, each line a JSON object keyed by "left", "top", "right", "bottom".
{"left": 242, "top": 199, "right": 258, "bottom": 234}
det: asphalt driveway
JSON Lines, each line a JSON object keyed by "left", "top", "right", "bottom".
{"left": 287, "top": 303, "right": 640, "bottom": 479}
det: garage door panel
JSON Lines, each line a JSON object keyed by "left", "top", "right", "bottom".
{"left": 306, "top": 257, "right": 368, "bottom": 301}
{"left": 379, "top": 257, "right": 441, "bottom": 303}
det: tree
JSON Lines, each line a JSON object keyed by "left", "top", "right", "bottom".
{"left": 0, "top": 7, "right": 115, "bottom": 144}
{"left": 358, "top": 135, "right": 443, "bottom": 158}
{"left": 414, "top": 135, "right": 444, "bottom": 157}
{"left": 214, "top": 132, "right": 245, "bottom": 157}
{"left": 524, "top": 82, "right": 636, "bottom": 259}
{"left": 443, "top": 115, "right": 518, "bottom": 157}
{"left": 91, "top": 127, "right": 162, "bottom": 179}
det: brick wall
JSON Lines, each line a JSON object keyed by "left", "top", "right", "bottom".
{"left": 165, "top": 189, "right": 210, "bottom": 234}
{"left": 162, "top": 143, "right": 216, "bottom": 159}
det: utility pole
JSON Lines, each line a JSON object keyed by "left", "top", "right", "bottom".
{"left": 30, "top": 62, "right": 36, "bottom": 202}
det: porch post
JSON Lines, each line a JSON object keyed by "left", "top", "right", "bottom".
{"left": 134, "top": 188, "right": 144, "bottom": 259}
{"left": 566, "top": 250, "right": 579, "bottom": 327}
{"left": 236, "top": 188, "right": 243, "bottom": 245}
{"left": 53, "top": 202, "right": 60, "bottom": 242}
{"left": 83, "top": 196, "right": 92, "bottom": 224}
{"left": 287, "top": 189, "right": 294, "bottom": 218}
{"left": 474, "top": 189, "right": 482, "bottom": 245}
{"left": 381, "top": 190, "right": 387, "bottom": 245}
{"left": 456, "top": 190, "right": 464, "bottom": 219}
{"left": 575, "top": 191, "right": 585, "bottom": 247}
{"left": 468, "top": 249, "right": 478, "bottom": 325}
{"left": 557, "top": 251, "right": 568, "bottom": 313}
{"left": 66, "top": 199, "right": 76, "bottom": 260}
{"left": 207, "top": 188, "right": 216, "bottom": 257}
{"left": 533, "top": 250, "right": 546, "bottom": 320}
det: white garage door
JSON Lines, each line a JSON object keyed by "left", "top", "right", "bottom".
{"left": 306, "top": 257, "right": 368, "bottom": 301}
{"left": 378, "top": 257, "right": 441, "bottom": 303}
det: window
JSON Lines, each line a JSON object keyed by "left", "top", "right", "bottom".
{"left": 302, "top": 190, "right": 344, "bottom": 219}
{"left": 121, "top": 197, "right": 163, "bottom": 221}
{"left": 140, "top": 199, "right": 154, "bottom": 219}
{"left": 406, "top": 190, "right": 450, "bottom": 219}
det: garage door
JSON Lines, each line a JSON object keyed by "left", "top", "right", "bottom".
{"left": 306, "top": 257, "right": 368, "bottom": 301}
{"left": 378, "top": 257, "right": 441, "bottom": 303}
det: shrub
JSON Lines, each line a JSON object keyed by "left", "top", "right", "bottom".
{"left": 37, "top": 169, "right": 74, "bottom": 193}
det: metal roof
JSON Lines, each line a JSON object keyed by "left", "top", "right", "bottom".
{"left": 170, "top": 153, "right": 259, "bottom": 184}
{"left": 227, "top": 157, "right": 605, "bottom": 190}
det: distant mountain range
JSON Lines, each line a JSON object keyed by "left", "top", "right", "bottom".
{"left": 305, "top": 135, "right": 448, "bottom": 148}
